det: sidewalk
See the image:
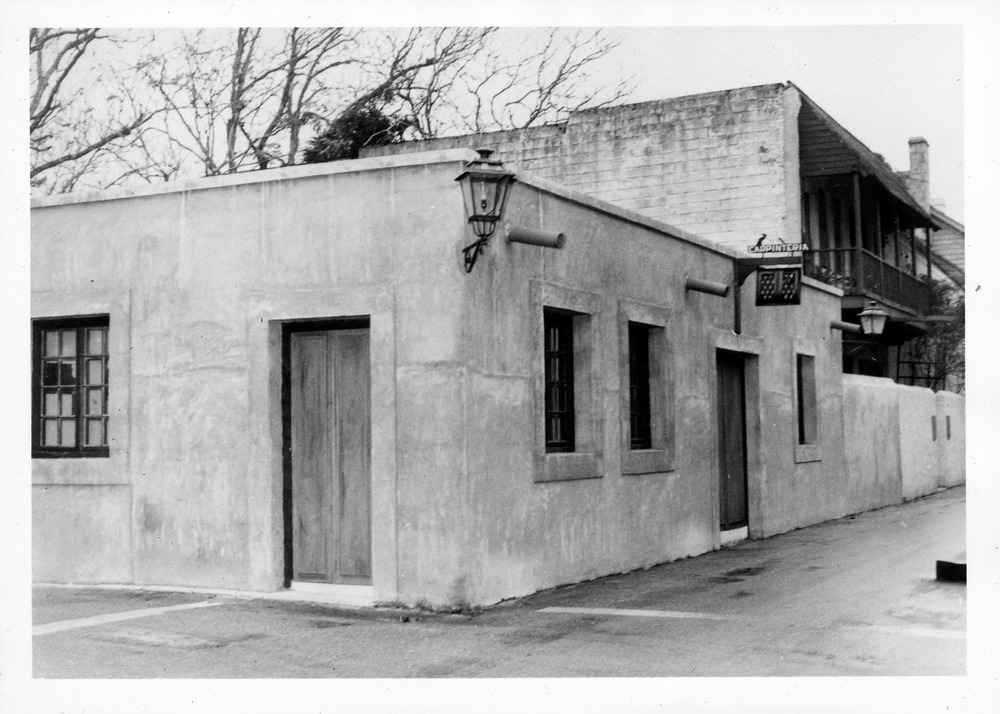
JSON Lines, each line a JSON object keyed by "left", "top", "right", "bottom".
{"left": 32, "top": 485, "right": 966, "bottom": 678}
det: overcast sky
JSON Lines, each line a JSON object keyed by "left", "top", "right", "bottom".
{"left": 25, "top": 23, "right": 970, "bottom": 221}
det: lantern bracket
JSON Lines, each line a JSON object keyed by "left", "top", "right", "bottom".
{"left": 734, "top": 255, "right": 802, "bottom": 286}
{"left": 462, "top": 236, "right": 489, "bottom": 273}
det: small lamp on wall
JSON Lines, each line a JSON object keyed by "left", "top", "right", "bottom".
{"left": 858, "top": 300, "right": 890, "bottom": 336}
{"left": 455, "top": 149, "right": 516, "bottom": 272}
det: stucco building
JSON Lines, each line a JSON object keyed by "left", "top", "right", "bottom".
{"left": 32, "top": 110, "right": 964, "bottom": 608}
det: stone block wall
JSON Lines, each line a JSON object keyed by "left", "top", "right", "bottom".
{"left": 365, "top": 83, "right": 801, "bottom": 255}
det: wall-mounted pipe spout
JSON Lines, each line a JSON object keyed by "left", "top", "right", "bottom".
{"left": 830, "top": 320, "right": 862, "bottom": 334}
{"left": 505, "top": 224, "right": 566, "bottom": 249}
{"left": 684, "top": 277, "right": 730, "bottom": 297}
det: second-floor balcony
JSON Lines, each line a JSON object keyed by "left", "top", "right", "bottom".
{"left": 803, "top": 247, "right": 930, "bottom": 316}
{"left": 797, "top": 94, "right": 939, "bottom": 319}
{"left": 799, "top": 173, "right": 937, "bottom": 318}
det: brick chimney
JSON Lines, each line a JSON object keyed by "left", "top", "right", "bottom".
{"left": 906, "top": 137, "right": 930, "bottom": 212}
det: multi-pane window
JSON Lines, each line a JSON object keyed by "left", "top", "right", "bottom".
{"left": 544, "top": 309, "right": 575, "bottom": 452}
{"left": 796, "top": 354, "right": 817, "bottom": 446}
{"left": 33, "top": 316, "right": 110, "bottom": 457}
{"left": 628, "top": 322, "right": 652, "bottom": 450}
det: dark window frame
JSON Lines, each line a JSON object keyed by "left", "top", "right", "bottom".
{"left": 544, "top": 308, "right": 575, "bottom": 452}
{"left": 628, "top": 321, "right": 653, "bottom": 450}
{"left": 32, "top": 314, "right": 110, "bottom": 459}
{"left": 796, "top": 353, "right": 818, "bottom": 446}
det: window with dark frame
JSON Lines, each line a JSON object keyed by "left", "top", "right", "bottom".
{"left": 628, "top": 321, "right": 652, "bottom": 450}
{"left": 796, "top": 353, "right": 817, "bottom": 446}
{"left": 32, "top": 315, "right": 110, "bottom": 458}
{"left": 544, "top": 308, "right": 575, "bottom": 452}
{"left": 801, "top": 194, "right": 811, "bottom": 247}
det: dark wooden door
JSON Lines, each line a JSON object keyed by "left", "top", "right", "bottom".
{"left": 716, "top": 351, "right": 748, "bottom": 531}
{"left": 290, "top": 329, "right": 371, "bottom": 584}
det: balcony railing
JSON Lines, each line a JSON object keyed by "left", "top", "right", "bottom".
{"left": 804, "top": 248, "right": 929, "bottom": 315}
{"left": 803, "top": 248, "right": 855, "bottom": 290}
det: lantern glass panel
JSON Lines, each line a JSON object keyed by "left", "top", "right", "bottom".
{"left": 861, "top": 313, "right": 888, "bottom": 335}
{"left": 456, "top": 151, "right": 515, "bottom": 243}
{"left": 474, "top": 176, "right": 500, "bottom": 215}
{"left": 858, "top": 302, "right": 889, "bottom": 335}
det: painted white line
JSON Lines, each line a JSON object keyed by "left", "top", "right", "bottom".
{"left": 855, "top": 625, "right": 966, "bottom": 640}
{"left": 90, "top": 627, "right": 220, "bottom": 649}
{"left": 35, "top": 582, "right": 377, "bottom": 609}
{"left": 33, "top": 599, "right": 230, "bottom": 636}
{"left": 538, "top": 606, "right": 737, "bottom": 621}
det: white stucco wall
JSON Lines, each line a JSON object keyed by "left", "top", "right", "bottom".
{"left": 936, "top": 390, "right": 966, "bottom": 487}
{"left": 842, "top": 375, "right": 965, "bottom": 512}
{"left": 899, "top": 384, "right": 939, "bottom": 500}
{"left": 33, "top": 146, "right": 953, "bottom": 608}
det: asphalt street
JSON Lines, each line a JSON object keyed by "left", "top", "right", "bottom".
{"left": 32, "top": 485, "right": 966, "bottom": 678}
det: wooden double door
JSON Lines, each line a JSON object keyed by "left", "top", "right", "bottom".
{"left": 716, "top": 350, "right": 749, "bottom": 531}
{"left": 288, "top": 327, "right": 372, "bottom": 585}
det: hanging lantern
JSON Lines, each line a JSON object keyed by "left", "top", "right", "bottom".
{"left": 455, "top": 149, "right": 516, "bottom": 272}
{"left": 858, "top": 300, "right": 890, "bottom": 336}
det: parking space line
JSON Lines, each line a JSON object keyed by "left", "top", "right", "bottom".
{"left": 853, "top": 624, "right": 966, "bottom": 640}
{"left": 538, "top": 606, "right": 738, "bottom": 621}
{"left": 33, "top": 599, "right": 231, "bottom": 636}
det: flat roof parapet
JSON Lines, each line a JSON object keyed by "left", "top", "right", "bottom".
{"left": 30, "top": 149, "right": 479, "bottom": 209}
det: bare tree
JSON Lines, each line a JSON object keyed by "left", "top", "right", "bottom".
{"left": 30, "top": 27, "right": 633, "bottom": 191}
{"left": 136, "top": 28, "right": 356, "bottom": 175}
{"left": 30, "top": 28, "right": 158, "bottom": 192}
{"left": 348, "top": 28, "right": 496, "bottom": 139}
{"left": 462, "top": 29, "right": 633, "bottom": 132}
{"left": 135, "top": 27, "right": 491, "bottom": 174}
{"left": 368, "top": 28, "right": 631, "bottom": 139}
{"left": 137, "top": 31, "right": 240, "bottom": 176}
{"left": 259, "top": 28, "right": 358, "bottom": 166}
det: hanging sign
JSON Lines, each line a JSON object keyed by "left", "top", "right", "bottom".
{"left": 756, "top": 266, "right": 802, "bottom": 305}
{"left": 747, "top": 233, "right": 808, "bottom": 254}
{"left": 749, "top": 242, "right": 809, "bottom": 254}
